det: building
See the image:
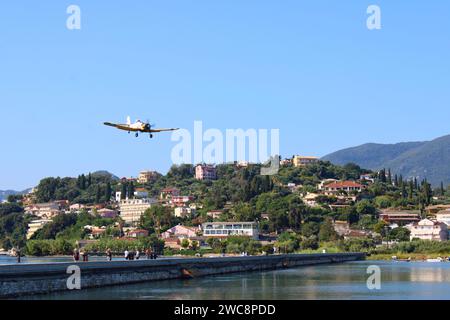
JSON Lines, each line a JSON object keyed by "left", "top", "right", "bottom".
{"left": 126, "top": 229, "right": 149, "bottom": 238}
{"left": 97, "top": 208, "right": 118, "bottom": 219}
{"left": 408, "top": 219, "right": 448, "bottom": 242}
{"left": 280, "top": 158, "right": 293, "bottom": 166}
{"left": 360, "top": 174, "right": 375, "bottom": 183}
{"left": 322, "top": 181, "right": 364, "bottom": 195}
{"left": 202, "top": 222, "right": 259, "bottom": 239}
{"left": 27, "top": 219, "right": 52, "bottom": 239}
{"left": 171, "top": 196, "right": 194, "bottom": 207}
{"left": 333, "top": 221, "right": 350, "bottom": 237}
{"left": 119, "top": 198, "right": 158, "bottom": 226}
{"left": 207, "top": 210, "right": 224, "bottom": 219}
{"left": 137, "top": 171, "right": 159, "bottom": 184}
{"left": 25, "top": 202, "right": 63, "bottom": 219}
{"left": 195, "top": 164, "right": 217, "bottom": 181}
{"left": 435, "top": 210, "right": 450, "bottom": 227}
{"left": 69, "top": 204, "right": 86, "bottom": 212}
{"left": 426, "top": 204, "right": 450, "bottom": 215}
{"left": 293, "top": 156, "right": 319, "bottom": 167}
{"left": 380, "top": 211, "right": 421, "bottom": 227}
{"left": 302, "top": 193, "right": 320, "bottom": 207}
{"left": 160, "top": 188, "right": 180, "bottom": 201}
{"left": 161, "top": 225, "right": 200, "bottom": 239}
{"left": 174, "top": 206, "right": 195, "bottom": 218}
{"left": 134, "top": 188, "right": 149, "bottom": 199}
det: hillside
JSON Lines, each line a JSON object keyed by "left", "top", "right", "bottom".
{"left": 323, "top": 135, "right": 450, "bottom": 186}
{"left": 0, "top": 189, "right": 31, "bottom": 202}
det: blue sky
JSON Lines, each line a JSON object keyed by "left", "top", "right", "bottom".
{"left": 1, "top": 1, "right": 450, "bottom": 190}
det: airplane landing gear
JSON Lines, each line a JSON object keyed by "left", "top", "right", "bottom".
{"left": 149, "top": 134, "right": 153, "bottom": 139}
{"left": 135, "top": 133, "right": 139, "bottom": 138}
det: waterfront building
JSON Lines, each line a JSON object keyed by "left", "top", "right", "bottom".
{"left": 161, "top": 225, "right": 200, "bottom": 239}
{"left": 202, "top": 222, "right": 259, "bottom": 240}
{"left": 195, "top": 164, "right": 217, "bottom": 181}
{"left": 408, "top": 219, "right": 449, "bottom": 242}
{"left": 119, "top": 198, "right": 158, "bottom": 226}
{"left": 293, "top": 156, "right": 319, "bottom": 167}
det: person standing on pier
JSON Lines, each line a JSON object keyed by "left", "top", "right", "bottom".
{"left": 124, "top": 249, "right": 129, "bottom": 260}
{"left": 106, "top": 248, "right": 112, "bottom": 262}
{"left": 73, "top": 248, "right": 80, "bottom": 262}
{"left": 135, "top": 249, "right": 140, "bottom": 260}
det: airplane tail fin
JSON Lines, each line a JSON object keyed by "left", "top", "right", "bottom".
{"left": 126, "top": 116, "right": 131, "bottom": 125}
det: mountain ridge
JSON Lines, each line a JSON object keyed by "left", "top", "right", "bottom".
{"left": 323, "top": 134, "right": 450, "bottom": 186}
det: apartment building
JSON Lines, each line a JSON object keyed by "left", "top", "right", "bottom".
{"left": 408, "top": 219, "right": 448, "bottom": 242}
{"left": 293, "top": 156, "right": 319, "bottom": 167}
{"left": 195, "top": 164, "right": 217, "bottom": 181}
{"left": 137, "top": 171, "right": 159, "bottom": 184}
{"left": 202, "top": 222, "right": 259, "bottom": 240}
{"left": 119, "top": 198, "right": 158, "bottom": 226}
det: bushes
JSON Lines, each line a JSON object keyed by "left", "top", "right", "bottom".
{"left": 25, "top": 239, "right": 75, "bottom": 256}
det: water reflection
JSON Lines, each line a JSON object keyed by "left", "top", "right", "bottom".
{"left": 16, "top": 261, "right": 450, "bottom": 300}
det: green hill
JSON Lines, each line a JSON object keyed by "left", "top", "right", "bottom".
{"left": 323, "top": 135, "right": 450, "bottom": 186}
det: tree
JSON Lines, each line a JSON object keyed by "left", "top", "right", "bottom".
{"left": 181, "top": 239, "right": 190, "bottom": 249}
{"left": 128, "top": 182, "right": 135, "bottom": 199}
{"left": 120, "top": 183, "right": 127, "bottom": 200}
{"left": 95, "top": 185, "right": 102, "bottom": 204}
{"left": 105, "top": 182, "right": 112, "bottom": 202}
{"left": 318, "top": 218, "right": 339, "bottom": 242}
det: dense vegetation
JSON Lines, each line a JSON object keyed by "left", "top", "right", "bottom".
{"left": 4, "top": 160, "right": 450, "bottom": 257}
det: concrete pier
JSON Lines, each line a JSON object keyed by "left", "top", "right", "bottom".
{"left": 0, "top": 253, "right": 365, "bottom": 298}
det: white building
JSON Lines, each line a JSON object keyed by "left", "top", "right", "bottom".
{"left": 174, "top": 206, "right": 196, "bottom": 218}
{"left": 119, "top": 198, "right": 158, "bottom": 226}
{"left": 202, "top": 222, "right": 259, "bottom": 240}
{"left": 408, "top": 219, "right": 448, "bottom": 242}
{"left": 435, "top": 210, "right": 450, "bottom": 227}
{"left": 27, "top": 219, "right": 52, "bottom": 239}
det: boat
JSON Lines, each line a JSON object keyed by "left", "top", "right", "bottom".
{"left": 426, "top": 257, "right": 444, "bottom": 263}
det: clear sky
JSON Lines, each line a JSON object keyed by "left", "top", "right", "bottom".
{"left": 1, "top": 1, "right": 450, "bottom": 190}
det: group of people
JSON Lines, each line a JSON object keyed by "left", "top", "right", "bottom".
{"left": 124, "top": 248, "right": 158, "bottom": 261}
{"left": 72, "top": 248, "right": 89, "bottom": 262}
{"left": 71, "top": 247, "right": 158, "bottom": 262}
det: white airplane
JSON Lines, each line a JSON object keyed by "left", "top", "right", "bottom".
{"left": 104, "top": 116, "right": 179, "bottom": 138}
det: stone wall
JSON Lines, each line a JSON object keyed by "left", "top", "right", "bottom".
{"left": 0, "top": 253, "right": 365, "bottom": 298}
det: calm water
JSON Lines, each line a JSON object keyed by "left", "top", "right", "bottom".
{"left": 9, "top": 260, "right": 450, "bottom": 300}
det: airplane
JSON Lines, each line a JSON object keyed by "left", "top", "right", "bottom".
{"left": 104, "top": 116, "right": 179, "bottom": 138}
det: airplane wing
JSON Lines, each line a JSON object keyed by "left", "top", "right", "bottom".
{"left": 147, "top": 128, "right": 180, "bottom": 133}
{"left": 103, "top": 122, "right": 120, "bottom": 128}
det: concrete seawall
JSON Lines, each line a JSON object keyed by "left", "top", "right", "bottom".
{"left": 0, "top": 253, "right": 365, "bottom": 298}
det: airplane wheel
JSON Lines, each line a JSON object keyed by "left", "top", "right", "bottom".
{"left": 150, "top": 134, "right": 153, "bottom": 139}
{"left": 135, "top": 133, "right": 139, "bottom": 137}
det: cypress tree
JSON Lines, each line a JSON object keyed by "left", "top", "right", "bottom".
{"left": 105, "top": 182, "right": 112, "bottom": 202}
{"left": 121, "top": 183, "right": 127, "bottom": 200}
{"left": 95, "top": 185, "right": 101, "bottom": 204}
{"left": 387, "top": 169, "right": 392, "bottom": 185}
